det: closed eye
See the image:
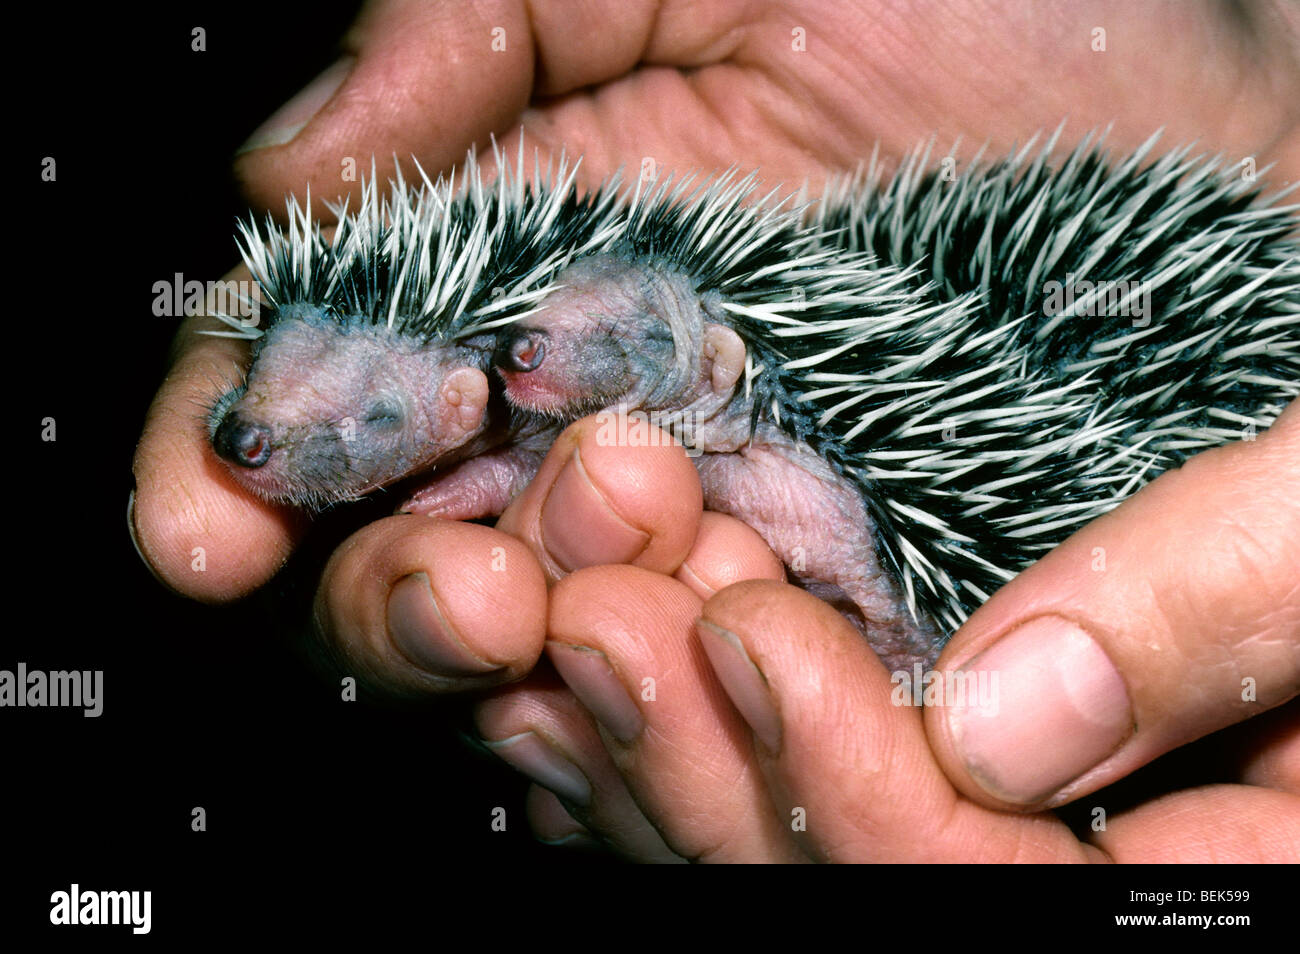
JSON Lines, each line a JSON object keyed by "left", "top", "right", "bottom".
{"left": 365, "top": 399, "right": 405, "bottom": 429}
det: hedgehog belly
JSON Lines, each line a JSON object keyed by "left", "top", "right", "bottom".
{"left": 695, "top": 424, "right": 945, "bottom": 671}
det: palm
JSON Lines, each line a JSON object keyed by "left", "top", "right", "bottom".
{"left": 236, "top": 0, "right": 1300, "bottom": 213}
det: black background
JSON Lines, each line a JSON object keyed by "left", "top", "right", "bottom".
{"left": 6, "top": 0, "right": 1290, "bottom": 937}
{"left": 10, "top": 0, "right": 608, "bottom": 931}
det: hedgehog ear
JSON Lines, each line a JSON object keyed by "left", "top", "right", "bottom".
{"left": 438, "top": 367, "right": 490, "bottom": 439}
{"left": 703, "top": 324, "right": 746, "bottom": 397}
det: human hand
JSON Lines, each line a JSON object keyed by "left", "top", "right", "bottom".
{"left": 131, "top": 299, "right": 1299, "bottom": 860}
{"left": 473, "top": 408, "right": 1299, "bottom": 862}
{"left": 234, "top": 0, "right": 1300, "bottom": 209}
{"left": 128, "top": 0, "right": 1300, "bottom": 862}
{"left": 131, "top": 0, "right": 1300, "bottom": 603}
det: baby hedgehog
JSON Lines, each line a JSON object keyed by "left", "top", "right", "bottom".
{"left": 208, "top": 136, "right": 1300, "bottom": 671}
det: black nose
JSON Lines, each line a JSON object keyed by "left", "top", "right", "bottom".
{"left": 496, "top": 330, "right": 546, "bottom": 372}
{"left": 213, "top": 413, "right": 274, "bottom": 468}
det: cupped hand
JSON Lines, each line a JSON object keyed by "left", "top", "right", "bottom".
{"left": 132, "top": 0, "right": 1300, "bottom": 605}
{"left": 129, "top": 0, "right": 1300, "bottom": 861}
{"left": 473, "top": 410, "right": 1299, "bottom": 862}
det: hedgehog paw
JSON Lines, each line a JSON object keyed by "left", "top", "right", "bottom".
{"left": 398, "top": 446, "right": 545, "bottom": 520}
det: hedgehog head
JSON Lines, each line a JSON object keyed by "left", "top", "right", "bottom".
{"left": 494, "top": 254, "right": 748, "bottom": 425}
{"left": 487, "top": 170, "right": 933, "bottom": 454}
{"left": 209, "top": 306, "right": 492, "bottom": 507}
{"left": 203, "top": 147, "right": 624, "bottom": 507}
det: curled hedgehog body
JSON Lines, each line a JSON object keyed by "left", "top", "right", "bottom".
{"left": 208, "top": 134, "right": 1300, "bottom": 670}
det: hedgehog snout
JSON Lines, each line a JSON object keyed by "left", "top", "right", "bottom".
{"left": 213, "top": 411, "right": 274, "bottom": 469}
{"left": 496, "top": 329, "right": 546, "bottom": 372}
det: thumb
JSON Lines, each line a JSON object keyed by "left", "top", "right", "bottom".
{"left": 495, "top": 413, "right": 703, "bottom": 583}
{"left": 231, "top": 0, "right": 664, "bottom": 212}
{"left": 926, "top": 398, "right": 1300, "bottom": 811}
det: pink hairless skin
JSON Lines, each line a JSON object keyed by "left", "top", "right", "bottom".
{"left": 210, "top": 315, "right": 497, "bottom": 509}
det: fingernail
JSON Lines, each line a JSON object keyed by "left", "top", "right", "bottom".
{"left": 526, "top": 787, "right": 600, "bottom": 847}
{"left": 126, "top": 489, "right": 154, "bottom": 575}
{"left": 674, "top": 560, "right": 716, "bottom": 600}
{"left": 127, "top": 489, "right": 179, "bottom": 594}
{"left": 944, "top": 616, "right": 1133, "bottom": 805}
{"left": 538, "top": 830, "right": 604, "bottom": 850}
{"left": 482, "top": 731, "right": 592, "bottom": 807}
{"left": 237, "top": 56, "right": 355, "bottom": 154}
{"left": 387, "top": 572, "right": 501, "bottom": 677}
{"left": 546, "top": 642, "right": 644, "bottom": 743}
{"left": 696, "top": 620, "right": 781, "bottom": 752}
{"left": 539, "top": 449, "right": 649, "bottom": 573}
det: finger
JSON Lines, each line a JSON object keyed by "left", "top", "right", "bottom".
{"left": 231, "top": 0, "right": 862, "bottom": 210}
{"left": 234, "top": 0, "right": 1300, "bottom": 219}
{"left": 1139, "top": 697, "right": 1300, "bottom": 796}
{"left": 233, "top": 0, "right": 673, "bottom": 211}
{"left": 475, "top": 672, "right": 685, "bottom": 862}
{"left": 1234, "top": 699, "right": 1300, "bottom": 795}
{"left": 545, "top": 565, "right": 810, "bottom": 863}
{"left": 314, "top": 516, "right": 546, "bottom": 696}
{"left": 523, "top": 785, "right": 604, "bottom": 851}
{"left": 1091, "top": 784, "right": 1300, "bottom": 863}
{"left": 495, "top": 414, "right": 701, "bottom": 583}
{"left": 673, "top": 511, "right": 786, "bottom": 600}
{"left": 927, "top": 399, "right": 1300, "bottom": 812}
{"left": 131, "top": 265, "right": 305, "bottom": 602}
{"left": 697, "top": 580, "right": 1092, "bottom": 862}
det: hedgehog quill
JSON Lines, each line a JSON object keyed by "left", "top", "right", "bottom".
{"left": 207, "top": 134, "right": 1300, "bottom": 670}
